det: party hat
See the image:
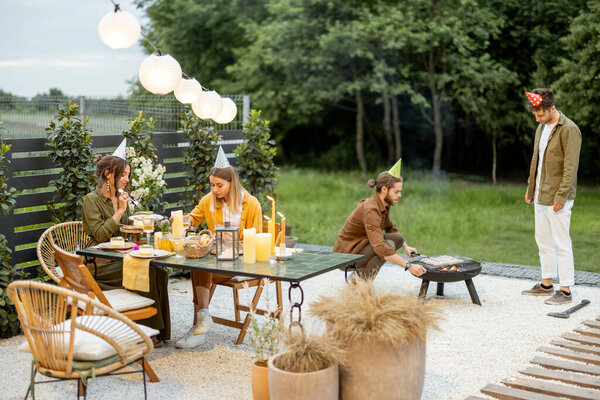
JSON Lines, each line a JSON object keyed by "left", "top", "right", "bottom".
{"left": 113, "top": 139, "right": 127, "bottom": 160}
{"left": 213, "top": 146, "right": 231, "bottom": 169}
{"left": 388, "top": 158, "right": 402, "bottom": 178}
{"left": 525, "top": 91, "right": 542, "bottom": 107}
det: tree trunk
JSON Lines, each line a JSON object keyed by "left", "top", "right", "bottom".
{"left": 428, "top": 50, "right": 443, "bottom": 177}
{"left": 391, "top": 96, "right": 402, "bottom": 160}
{"left": 381, "top": 92, "right": 394, "bottom": 164}
{"left": 492, "top": 125, "right": 497, "bottom": 185}
{"left": 355, "top": 89, "right": 367, "bottom": 174}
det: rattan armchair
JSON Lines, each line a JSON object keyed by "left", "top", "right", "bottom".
{"left": 37, "top": 221, "right": 93, "bottom": 284}
{"left": 7, "top": 280, "right": 154, "bottom": 399}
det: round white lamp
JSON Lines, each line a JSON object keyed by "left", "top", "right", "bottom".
{"left": 213, "top": 97, "right": 237, "bottom": 124}
{"left": 191, "top": 90, "right": 223, "bottom": 120}
{"left": 174, "top": 77, "right": 202, "bottom": 104}
{"left": 98, "top": 9, "right": 141, "bottom": 49}
{"left": 138, "top": 54, "right": 182, "bottom": 95}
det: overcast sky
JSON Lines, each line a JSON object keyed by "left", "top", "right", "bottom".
{"left": 0, "top": 0, "right": 148, "bottom": 98}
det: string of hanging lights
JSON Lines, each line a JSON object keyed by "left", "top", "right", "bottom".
{"left": 97, "top": 1, "right": 237, "bottom": 124}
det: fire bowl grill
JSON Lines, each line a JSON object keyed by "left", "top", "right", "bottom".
{"left": 415, "top": 257, "right": 482, "bottom": 306}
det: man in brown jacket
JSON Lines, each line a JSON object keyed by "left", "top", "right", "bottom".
{"left": 522, "top": 88, "right": 582, "bottom": 305}
{"left": 334, "top": 171, "right": 426, "bottom": 279}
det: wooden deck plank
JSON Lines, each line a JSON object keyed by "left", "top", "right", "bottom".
{"left": 502, "top": 377, "right": 600, "bottom": 400}
{"left": 563, "top": 333, "right": 600, "bottom": 347}
{"left": 481, "top": 384, "right": 562, "bottom": 400}
{"left": 538, "top": 346, "right": 600, "bottom": 366}
{"left": 552, "top": 340, "right": 600, "bottom": 357}
{"left": 520, "top": 367, "right": 600, "bottom": 390}
{"left": 582, "top": 321, "right": 600, "bottom": 330}
{"left": 531, "top": 356, "right": 600, "bottom": 376}
{"left": 465, "top": 396, "right": 490, "bottom": 400}
{"left": 575, "top": 328, "right": 600, "bottom": 339}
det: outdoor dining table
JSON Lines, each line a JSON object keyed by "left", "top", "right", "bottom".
{"left": 77, "top": 247, "right": 364, "bottom": 325}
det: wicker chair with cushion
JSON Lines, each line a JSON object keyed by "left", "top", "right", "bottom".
{"left": 37, "top": 221, "right": 93, "bottom": 284}
{"left": 8, "top": 280, "right": 156, "bottom": 399}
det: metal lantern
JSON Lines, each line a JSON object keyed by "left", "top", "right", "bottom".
{"left": 214, "top": 225, "right": 240, "bottom": 261}
{"left": 212, "top": 97, "right": 237, "bottom": 124}
{"left": 138, "top": 54, "right": 182, "bottom": 95}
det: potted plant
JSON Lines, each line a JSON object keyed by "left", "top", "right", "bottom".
{"left": 268, "top": 330, "right": 343, "bottom": 400}
{"left": 311, "top": 278, "right": 441, "bottom": 400}
{"left": 244, "top": 279, "right": 281, "bottom": 400}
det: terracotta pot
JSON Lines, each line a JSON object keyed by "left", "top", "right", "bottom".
{"left": 252, "top": 361, "right": 270, "bottom": 400}
{"left": 267, "top": 352, "right": 339, "bottom": 400}
{"left": 341, "top": 337, "right": 426, "bottom": 400}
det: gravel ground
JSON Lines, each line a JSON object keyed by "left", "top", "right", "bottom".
{"left": 1, "top": 264, "right": 599, "bottom": 400}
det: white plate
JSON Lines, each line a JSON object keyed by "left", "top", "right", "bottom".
{"left": 129, "top": 249, "right": 172, "bottom": 259}
{"left": 129, "top": 214, "right": 163, "bottom": 222}
{"left": 97, "top": 242, "right": 136, "bottom": 251}
{"left": 275, "top": 253, "right": 293, "bottom": 261}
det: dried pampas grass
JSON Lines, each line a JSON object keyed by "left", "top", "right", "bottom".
{"left": 310, "top": 278, "right": 441, "bottom": 346}
{"left": 273, "top": 331, "right": 345, "bottom": 373}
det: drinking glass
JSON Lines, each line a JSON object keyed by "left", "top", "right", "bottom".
{"left": 172, "top": 234, "right": 185, "bottom": 259}
{"left": 183, "top": 214, "right": 191, "bottom": 232}
{"left": 143, "top": 217, "right": 154, "bottom": 245}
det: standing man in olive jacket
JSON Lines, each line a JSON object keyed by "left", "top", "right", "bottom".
{"left": 522, "top": 88, "right": 582, "bottom": 305}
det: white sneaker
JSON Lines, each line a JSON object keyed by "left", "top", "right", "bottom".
{"left": 174, "top": 326, "right": 205, "bottom": 349}
{"left": 193, "top": 309, "right": 214, "bottom": 335}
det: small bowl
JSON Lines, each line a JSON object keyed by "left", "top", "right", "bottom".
{"left": 275, "top": 253, "right": 293, "bottom": 261}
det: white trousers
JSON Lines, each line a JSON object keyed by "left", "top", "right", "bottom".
{"left": 534, "top": 200, "right": 575, "bottom": 287}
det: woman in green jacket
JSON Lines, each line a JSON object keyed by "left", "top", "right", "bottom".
{"left": 82, "top": 154, "right": 170, "bottom": 342}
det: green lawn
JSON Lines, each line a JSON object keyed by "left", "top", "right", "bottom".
{"left": 277, "top": 168, "right": 600, "bottom": 273}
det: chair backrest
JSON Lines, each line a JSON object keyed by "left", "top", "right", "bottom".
{"left": 37, "top": 221, "right": 93, "bottom": 284}
{"left": 7, "top": 280, "right": 152, "bottom": 376}
{"left": 261, "top": 221, "right": 281, "bottom": 243}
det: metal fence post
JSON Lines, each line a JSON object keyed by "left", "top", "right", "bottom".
{"left": 79, "top": 96, "right": 86, "bottom": 120}
{"left": 242, "top": 95, "right": 250, "bottom": 125}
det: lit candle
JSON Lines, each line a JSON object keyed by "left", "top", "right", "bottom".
{"left": 264, "top": 215, "right": 276, "bottom": 256}
{"left": 154, "top": 231, "right": 162, "bottom": 249}
{"left": 277, "top": 211, "right": 286, "bottom": 245}
{"left": 243, "top": 228, "right": 256, "bottom": 264}
{"left": 171, "top": 210, "right": 184, "bottom": 236}
{"left": 266, "top": 195, "right": 276, "bottom": 222}
{"left": 255, "top": 233, "right": 271, "bottom": 262}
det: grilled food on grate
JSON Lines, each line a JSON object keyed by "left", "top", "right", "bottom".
{"left": 420, "top": 255, "right": 464, "bottom": 267}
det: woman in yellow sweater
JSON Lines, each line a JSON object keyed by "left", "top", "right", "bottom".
{"left": 175, "top": 156, "right": 262, "bottom": 349}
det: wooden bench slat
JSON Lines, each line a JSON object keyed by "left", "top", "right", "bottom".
{"left": 465, "top": 396, "right": 491, "bottom": 400}
{"left": 575, "top": 328, "right": 600, "bottom": 339}
{"left": 563, "top": 333, "right": 600, "bottom": 347}
{"left": 481, "top": 384, "right": 563, "bottom": 400}
{"left": 582, "top": 321, "right": 600, "bottom": 330}
{"left": 552, "top": 340, "right": 600, "bottom": 357}
{"left": 520, "top": 367, "right": 600, "bottom": 390}
{"left": 502, "top": 376, "right": 600, "bottom": 400}
{"left": 538, "top": 346, "right": 600, "bottom": 366}
{"left": 531, "top": 356, "right": 600, "bottom": 376}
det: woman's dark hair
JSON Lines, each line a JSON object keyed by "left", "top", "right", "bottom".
{"left": 527, "top": 88, "right": 555, "bottom": 111}
{"left": 94, "top": 154, "right": 130, "bottom": 192}
{"left": 367, "top": 171, "right": 402, "bottom": 193}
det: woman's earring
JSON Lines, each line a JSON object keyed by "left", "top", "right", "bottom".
{"left": 106, "top": 181, "right": 110, "bottom": 192}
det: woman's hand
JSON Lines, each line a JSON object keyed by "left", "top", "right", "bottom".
{"left": 117, "top": 190, "right": 130, "bottom": 212}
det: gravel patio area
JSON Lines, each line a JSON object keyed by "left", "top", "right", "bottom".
{"left": 1, "top": 262, "right": 599, "bottom": 400}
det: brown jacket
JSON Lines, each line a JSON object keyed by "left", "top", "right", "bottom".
{"left": 526, "top": 112, "right": 581, "bottom": 205}
{"left": 333, "top": 194, "right": 399, "bottom": 258}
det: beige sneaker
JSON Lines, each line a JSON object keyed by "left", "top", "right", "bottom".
{"left": 544, "top": 290, "right": 573, "bottom": 305}
{"left": 522, "top": 283, "right": 554, "bottom": 296}
{"left": 193, "top": 309, "right": 214, "bottom": 335}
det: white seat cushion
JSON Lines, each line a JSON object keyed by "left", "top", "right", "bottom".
{"left": 18, "top": 315, "right": 159, "bottom": 361}
{"left": 103, "top": 289, "right": 155, "bottom": 312}
{"left": 228, "top": 275, "right": 259, "bottom": 283}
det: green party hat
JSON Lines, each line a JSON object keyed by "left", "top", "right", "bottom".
{"left": 388, "top": 158, "right": 402, "bottom": 178}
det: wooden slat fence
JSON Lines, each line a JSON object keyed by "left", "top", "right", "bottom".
{"left": 0, "top": 130, "right": 244, "bottom": 273}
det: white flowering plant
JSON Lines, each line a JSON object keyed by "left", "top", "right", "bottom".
{"left": 126, "top": 146, "right": 166, "bottom": 212}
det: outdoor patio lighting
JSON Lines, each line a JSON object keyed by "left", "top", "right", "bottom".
{"left": 212, "top": 97, "right": 237, "bottom": 124}
{"left": 138, "top": 54, "right": 182, "bottom": 95}
{"left": 174, "top": 77, "right": 202, "bottom": 104}
{"left": 191, "top": 90, "right": 223, "bottom": 120}
{"left": 215, "top": 225, "right": 240, "bottom": 261}
{"left": 98, "top": 7, "right": 141, "bottom": 49}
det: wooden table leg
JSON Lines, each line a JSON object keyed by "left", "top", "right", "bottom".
{"left": 436, "top": 282, "right": 445, "bottom": 296}
{"left": 418, "top": 280, "right": 430, "bottom": 303}
{"left": 465, "top": 278, "right": 482, "bottom": 306}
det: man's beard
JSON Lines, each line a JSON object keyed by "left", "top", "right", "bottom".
{"left": 384, "top": 193, "right": 396, "bottom": 206}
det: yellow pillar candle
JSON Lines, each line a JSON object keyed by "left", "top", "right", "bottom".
{"left": 255, "top": 233, "right": 271, "bottom": 262}
{"left": 277, "top": 212, "right": 286, "bottom": 245}
{"left": 171, "top": 210, "right": 184, "bottom": 237}
{"left": 154, "top": 231, "right": 163, "bottom": 249}
{"left": 243, "top": 228, "right": 256, "bottom": 264}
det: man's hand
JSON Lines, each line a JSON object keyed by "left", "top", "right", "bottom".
{"left": 404, "top": 245, "right": 418, "bottom": 257}
{"left": 553, "top": 202, "right": 564, "bottom": 212}
{"left": 525, "top": 192, "right": 533, "bottom": 204}
{"left": 408, "top": 263, "right": 426, "bottom": 277}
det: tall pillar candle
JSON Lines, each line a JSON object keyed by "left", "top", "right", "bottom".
{"left": 277, "top": 212, "right": 286, "bottom": 245}
{"left": 171, "top": 210, "right": 184, "bottom": 236}
{"left": 243, "top": 228, "right": 256, "bottom": 264}
{"left": 268, "top": 219, "right": 276, "bottom": 256}
{"left": 255, "top": 233, "right": 271, "bottom": 262}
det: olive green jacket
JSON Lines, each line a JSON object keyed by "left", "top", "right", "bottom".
{"left": 82, "top": 188, "right": 131, "bottom": 245}
{"left": 526, "top": 112, "right": 582, "bottom": 206}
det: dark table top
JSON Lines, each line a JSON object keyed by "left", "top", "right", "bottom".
{"left": 77, "top": 247, "right": 363, "bottom": 283}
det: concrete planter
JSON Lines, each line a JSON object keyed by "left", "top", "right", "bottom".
{"left": 268, "top": 352, "right": 339, "bottom": 400}
{"left": 341, "top": 337, "right": 426, "bottom": 400}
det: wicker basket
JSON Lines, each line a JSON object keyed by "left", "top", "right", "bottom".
{"left": 184, "top": 229, "right": 214, "bottom": 258}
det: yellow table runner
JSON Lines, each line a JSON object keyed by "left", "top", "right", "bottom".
{"left": 122, "top": 254, "right": 150, "bottom": 292}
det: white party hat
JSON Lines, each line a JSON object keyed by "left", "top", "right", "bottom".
{"left": 113, "top": 139, "right": 127, "bottom": 160}
{"left": 213, "top": 146, "right": 231, "bottom": 169}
